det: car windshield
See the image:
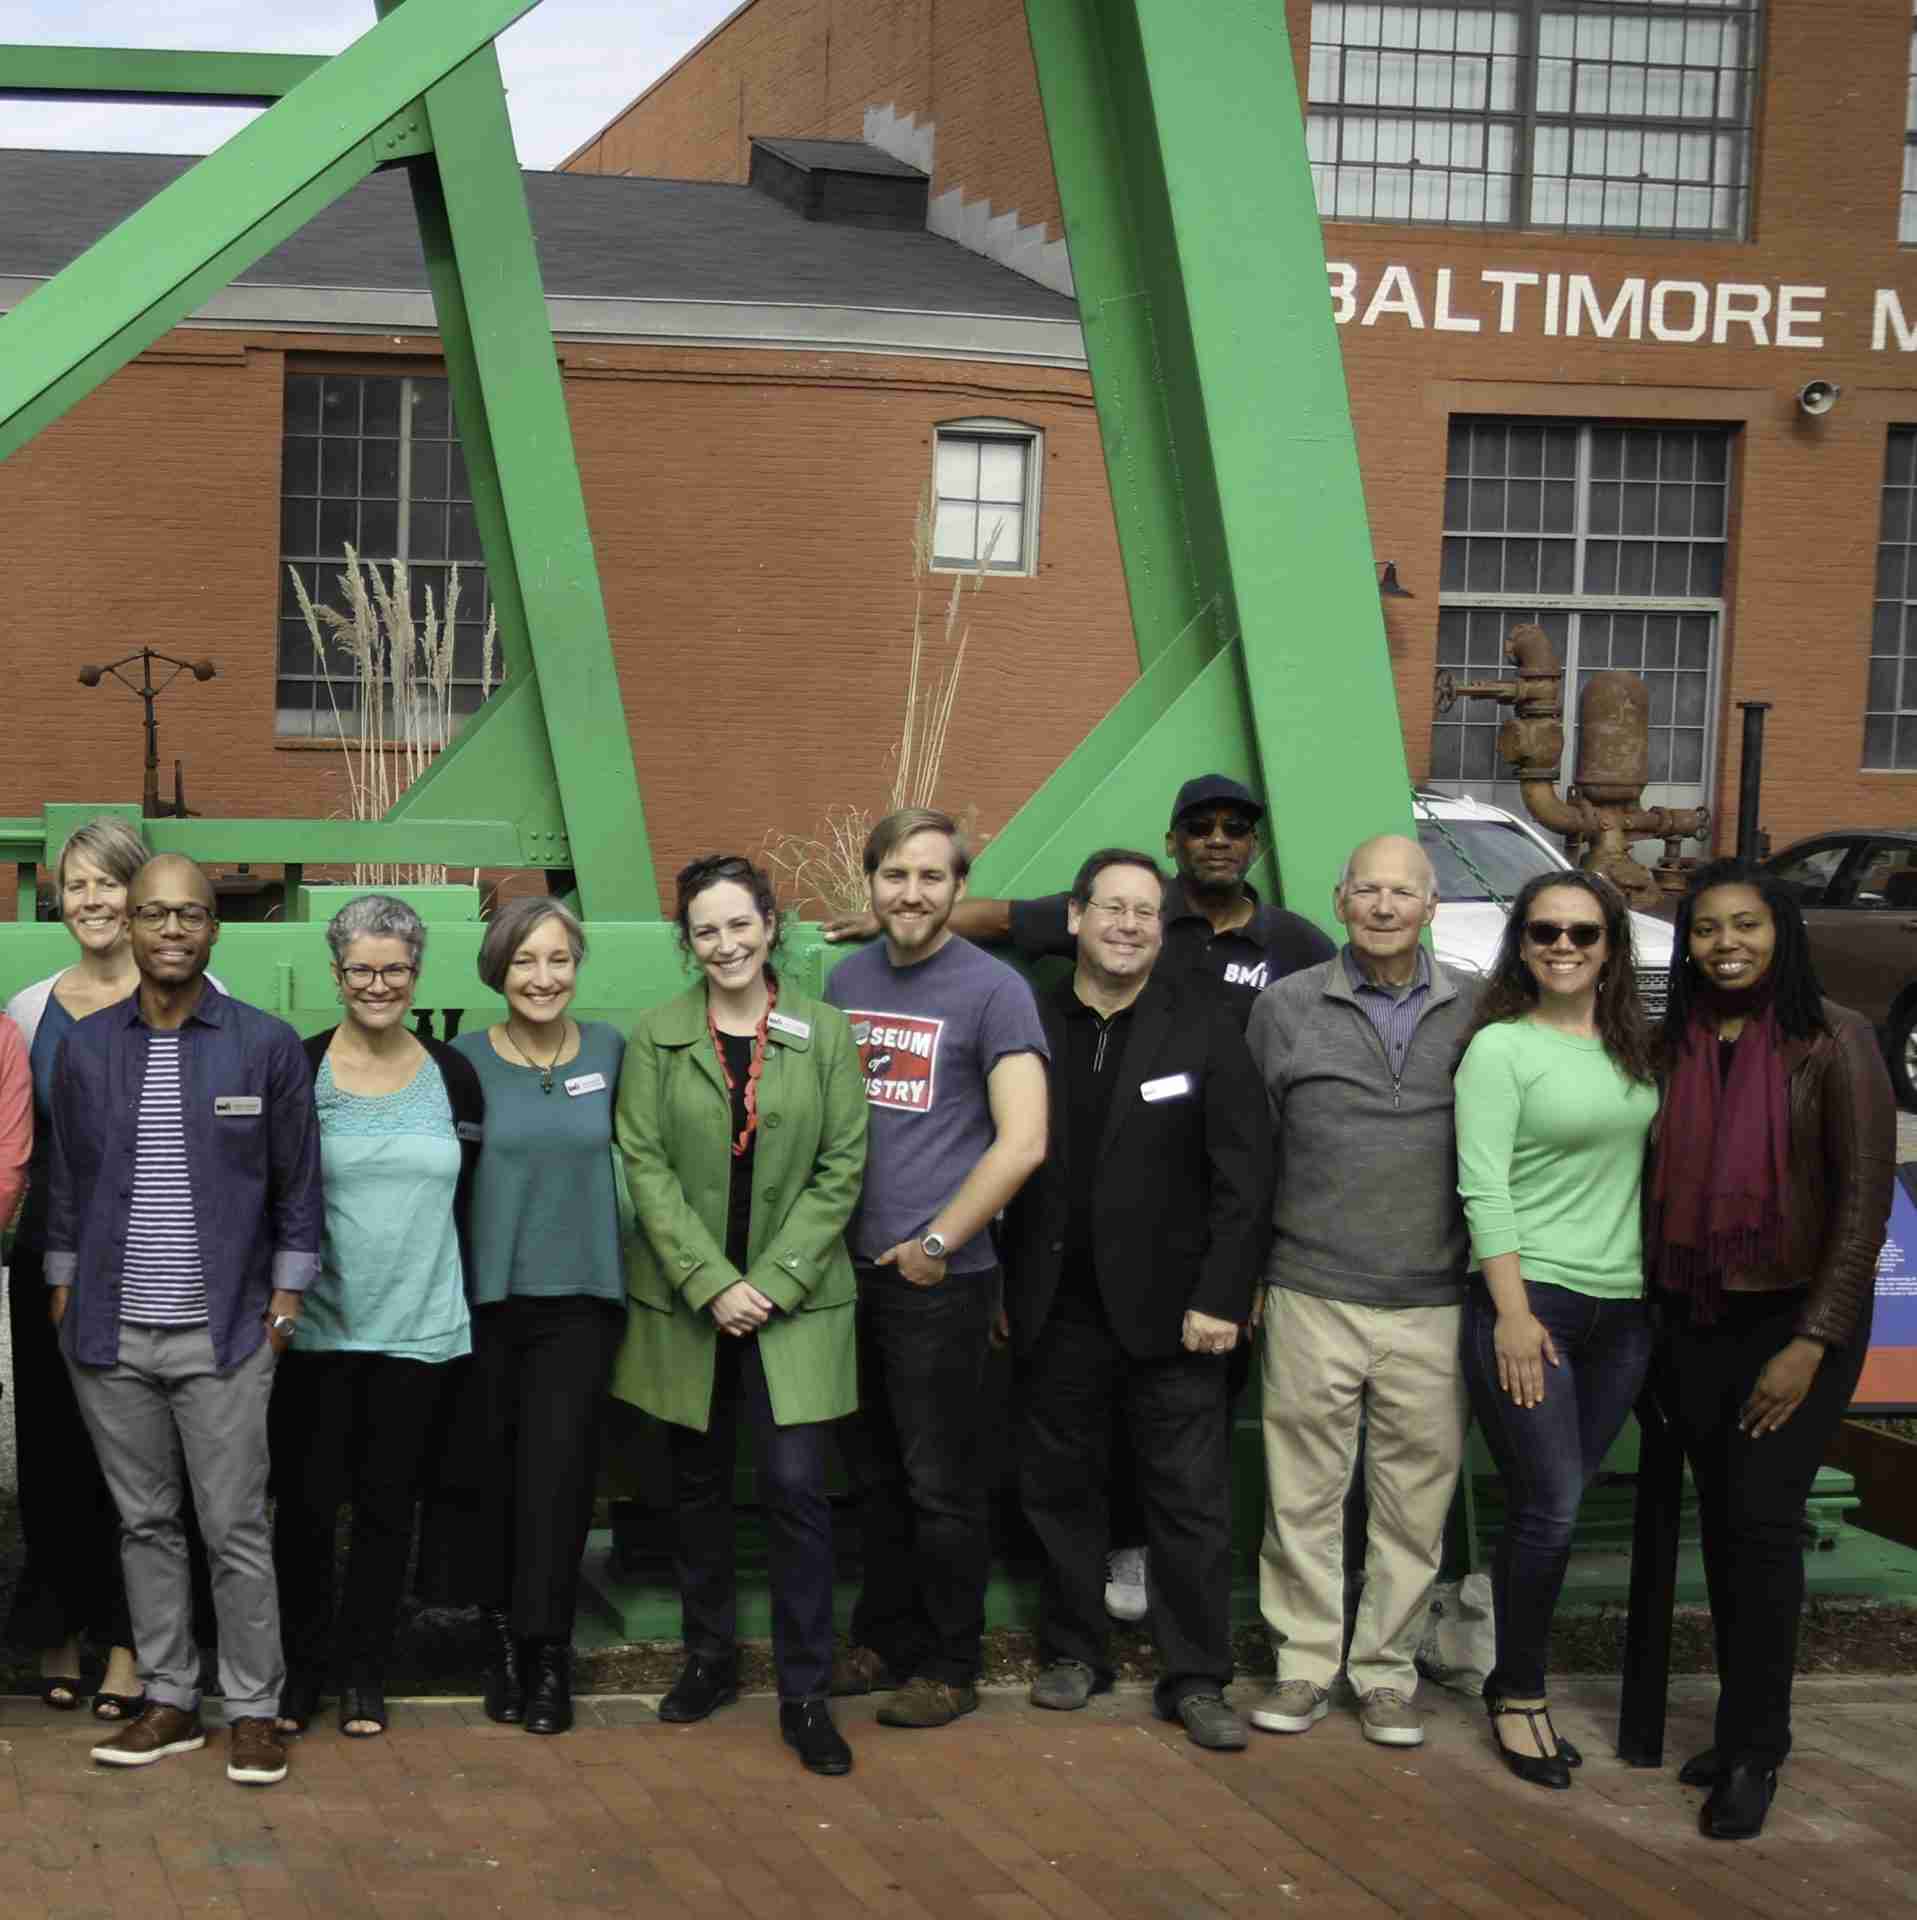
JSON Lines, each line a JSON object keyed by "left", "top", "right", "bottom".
{"left": 1418, "top": 819, "right": 1564, "bottom": 904}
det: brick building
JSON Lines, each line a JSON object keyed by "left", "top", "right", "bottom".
{"left": 568, "top": 0, "right": 1917, "bottom": 854}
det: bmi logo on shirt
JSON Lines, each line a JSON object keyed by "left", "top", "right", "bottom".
{"left": 846, "top": 1012, "right": 943, "bottom": 1113}
{"left": 1223, "top": 961, "right": 1269, "bottom": 990}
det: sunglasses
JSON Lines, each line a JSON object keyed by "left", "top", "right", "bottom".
{"left": 1523, "top": 918, "right": 1605, "bottom": 949}
{"left": 1177, "top": 812, "right": 1257, "bottom": 839}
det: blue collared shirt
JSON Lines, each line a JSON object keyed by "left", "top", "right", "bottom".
{"left": 43, "top": 984, "right": 321, "bottom": 1371}
{"left": 1341, "top": 944, "right": 1433, "bottom": 1082}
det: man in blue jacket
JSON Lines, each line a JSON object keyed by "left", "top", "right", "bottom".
{"left": 46, "top": 854, "right": 320, "bottom": 1787}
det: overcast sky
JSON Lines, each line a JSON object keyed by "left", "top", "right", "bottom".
{"left": 1, "top": 1, "right": 740, "bottom": 169}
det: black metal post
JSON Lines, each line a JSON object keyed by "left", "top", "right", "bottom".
{"left": 139, "top": 649, "right": 163, "bottom": 819}
{"left": 1735, "top": 700, "right": 1771, "bottom": 864}
{"left": 1616, "top": 1380, "right": 1686, "bottom": 1766}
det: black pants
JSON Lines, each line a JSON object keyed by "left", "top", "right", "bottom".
{"left": 1654, "top": 1288, "right": 1870, "bottom": 1771}
{"left": 468, "top": 1295, "right": 622, "bottom": 1640}
{"left": 1462, "top": 1279, "right": 1653, "bottom": 1700}
{"left": 269, "top": 1348, "right": 459, "bottom": 1683}
{"left": 1107, "top": 1332, "right": 1252, "bottom": 1550}
{"left": 1018, "top": 1302, "right": 1234, "bottom": 1712}
{"left": 5, "top": 1245, "right": 133, "bottom": 1650}
{"left": 668, "top": 1334, "right": 835, "bottom": 1701}
{"left": 840, "top": 1263, "right": 994, "bottom": 1687}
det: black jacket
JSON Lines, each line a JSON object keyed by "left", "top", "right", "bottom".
{"left": 1000, "top": 973, "right": 1274, "bottom": 1360}
{"left": 301, "top": 1028, "right": 486, "bottom": 1302}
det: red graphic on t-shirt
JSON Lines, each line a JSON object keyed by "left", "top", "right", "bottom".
{"left": 846, "top": 1011, "right": 943, "bottom": 1114}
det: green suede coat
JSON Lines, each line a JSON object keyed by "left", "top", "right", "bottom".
{"left": 612, "top": 982, "right": 867, "bottom": 1432}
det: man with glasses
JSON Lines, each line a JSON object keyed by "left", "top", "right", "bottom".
{"left": 1243, "top": 835, "right": 1480, "bottom": 1750}
{"left": 45, "top": 855, "right": 320, "bottom": 1787}
{"left": 1000, "top": 849, "right": 1270, "bottom": 1748}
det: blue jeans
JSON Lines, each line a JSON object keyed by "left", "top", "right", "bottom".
{"left": 1462, "top": 1279, "right": 1652, "bottom": 1701}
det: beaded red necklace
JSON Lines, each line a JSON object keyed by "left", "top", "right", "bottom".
{"left": 708, "top": 978, "right": 776, "bottom": 1157}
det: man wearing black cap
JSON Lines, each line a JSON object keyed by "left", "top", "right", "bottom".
{"left": 823, "top": 774, "right": 1335, "bottom": 1028}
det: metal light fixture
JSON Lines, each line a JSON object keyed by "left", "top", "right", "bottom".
{"left": 1796, "top": 379, "right": 1840, "bottom": 417}
{"left": 1376, "top": 560, "right": 1415, "bottom": 598}
{"left": 76, "top": 647, "right": 218, "bottom": 818}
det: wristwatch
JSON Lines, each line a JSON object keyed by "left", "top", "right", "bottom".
{"left": 265, "top": 1312, "right": 299, "bottom": 1340}
{"left": 919, "top": 1231, "right": 947, "bottom": 1261}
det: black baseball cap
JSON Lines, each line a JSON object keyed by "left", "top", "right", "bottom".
{"left": 1169, "top": 774, "right": 1265, "bottom": 829}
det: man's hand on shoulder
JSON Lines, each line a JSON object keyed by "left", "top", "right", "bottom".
{"left": 820, "top": 908, "right": 880, "bottom": 943}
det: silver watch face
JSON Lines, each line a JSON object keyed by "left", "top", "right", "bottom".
{"left": 921, "top": 1234, "right": 946, "bottom": 1259}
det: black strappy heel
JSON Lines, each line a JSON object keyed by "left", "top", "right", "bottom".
{"left": 1486, "top": 1698, "right": 1572, "bottom": 1790}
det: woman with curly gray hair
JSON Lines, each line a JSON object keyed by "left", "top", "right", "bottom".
{"left": 269, "top": 893, "right": 484, "bottom": 1739}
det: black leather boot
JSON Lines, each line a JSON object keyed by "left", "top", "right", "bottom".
{"left": 481, "top": 1608, "right": 524, "bottom": 1726}
{"left": 523, "top": 1638, "right": 574, "bottom": 1736}
{"left": 780, "top": 1699, "right": 853, "bottom": 1776}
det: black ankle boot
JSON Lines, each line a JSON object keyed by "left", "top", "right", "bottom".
{"left": 481, "top": 1608, "right": 524, "bottom": 1725}
{"left": 524, "top": 1638, "right": 573, "bottom": 1736}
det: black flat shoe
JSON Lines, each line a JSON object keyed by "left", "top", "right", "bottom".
{"left": 1678, "top": 1746, "right": 1721, "bottom": 1787}
{"left": 780, "top": 1699, "right": 853, "bottom": 1776}
{"left": 340, "top": 1682, "right": 388, "bottom": 1738}
{"left": 523, "top": 1639, "right": 573, "bottom": 1736}
{"left": 1486, "top": 1700, "right": 1571, "bottom": 1791}
{"left": 1702, "top": 1763, "right": 1776, "bottom": 1839}
{"left": 39, "top": 1675, "right": 83, "bottom": 1712}
{"left": 481, "top": 1608, "right": 525, "bottom": 1725}
{"left": 91, "top": 1691, "right": 147, "bottom": 1723}
{"left": 275, "top": 1673, "right": 324, "bottom": 1735}
{"left": 658, "top": 1654, "right": 739, "bottom": 1725}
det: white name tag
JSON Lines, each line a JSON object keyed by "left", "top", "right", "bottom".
{"left": 767, "top": 1011, "right": 811, "bottom": 1040}
{"left": 1140, "top": 1072, "right": 1194, "bottom": 1104}
{"left": 215, "top": 1095, "right": 263, "bottom": 1116}
{"left": 564, "top": 1072, "right": 607, "bottom": 1097}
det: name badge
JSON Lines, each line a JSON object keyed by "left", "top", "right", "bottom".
{"left": 215, "top": 1095, "right": 263, "bottom": 1117}
{"left": 564, "top": 1072, "right": 608, "bottom": 1097}
{"left": 1140, "top": 1073, "right": 1194, "bottom": 1104}
{"left": 767, "top": 1011, "right": 811, "bottom": 1040}
{"left": 455, "top": 1120, "right": 484, "bottom": 1142}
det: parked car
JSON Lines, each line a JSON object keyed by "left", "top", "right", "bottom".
{"left": 1762, "top": 829, "right": 1917, "bottom": 1109}
{"left": 1413, "top": 791, "right": 1677, "bottom": 1019}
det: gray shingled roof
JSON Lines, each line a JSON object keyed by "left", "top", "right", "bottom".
{"left": 0, "top": 148, "right": 1074, "bottom": 320}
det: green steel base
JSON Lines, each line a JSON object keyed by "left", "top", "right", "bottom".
{"left": 1556, "top": 1526, "right": 1917, "bottom": 1611}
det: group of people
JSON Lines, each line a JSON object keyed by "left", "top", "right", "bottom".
{"left": 0, "top": 774, "right": 1895, "bottom": 1841}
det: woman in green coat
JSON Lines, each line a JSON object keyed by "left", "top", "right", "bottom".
{"left": 614, "top": 854, "right": 867, "bottom": 1777}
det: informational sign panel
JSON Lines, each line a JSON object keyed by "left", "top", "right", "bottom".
{"left": 1856, "top": 1165, "right": 1917, "bottom": 1412}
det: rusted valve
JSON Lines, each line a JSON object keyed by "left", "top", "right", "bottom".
{"left": 1434, "top": 624, "right": 1709, "bottom": 906}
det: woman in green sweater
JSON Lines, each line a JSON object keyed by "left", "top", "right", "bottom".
{"left": 1455, "top": 869, "right": 1658, "bottom": 1792}
{"left": 614, "top": 856, "right": 867, "bottom": 1777}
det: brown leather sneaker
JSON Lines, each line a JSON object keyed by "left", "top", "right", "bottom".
{"left": 828, "top": 1646, "right": 899, "bottom": 1697}
{"left": 91, "top": 1702, "right": 206, "bottom": 1768}
{"left": 876, "top": 1676, "right": 978, "bottom": 1728}
{"left": 225, "top": 1716, "right": 288, "bottom": 1786}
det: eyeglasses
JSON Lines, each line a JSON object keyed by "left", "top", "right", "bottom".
{"left": 339, "top": 963, "right": 418, "bottom": 989}
{"left": 131, "top": 903, "right": 213, "bottom": 931}
{"left": 1523, "top": 919, "right": 1604, "bottom": 950}
{"left": 1177, "top": 812, "right": 1257, "bottom": 840}
{"left": 1083, "top": 898, "right": 1161, "bottom": 925}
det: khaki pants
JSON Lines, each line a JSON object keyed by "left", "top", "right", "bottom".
{"left": 1258, "top": 1288, "right": 1468, "bottom": 1697}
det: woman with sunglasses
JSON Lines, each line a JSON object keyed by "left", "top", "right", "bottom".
{"left": 614, "top": 856, "right": 867, "bottom": 1776}
{"left": 1454, "top": 870, "right": 1658, "bottom": 1790}
{"left": 272, "top": 894, "right": 482, "bottom": 1738}
{"left": 1645, "top": 860, "right": 1893, "bottom": 1839}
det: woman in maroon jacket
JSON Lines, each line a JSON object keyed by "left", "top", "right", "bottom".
{"left": 1648, "top": 857, "right": 1896, "bottom": 1841}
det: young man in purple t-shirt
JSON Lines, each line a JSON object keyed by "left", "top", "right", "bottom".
{"left": 824, "top": 808, "right": 1048, "bottom": 1727}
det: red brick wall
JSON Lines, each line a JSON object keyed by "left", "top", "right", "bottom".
{"left": 0, "top": 334, "right": 1132, "bottom": 916}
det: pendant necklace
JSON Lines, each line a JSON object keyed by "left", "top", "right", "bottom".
{"left": 504, "top": 1018, "right": 566, "bottom": 1093}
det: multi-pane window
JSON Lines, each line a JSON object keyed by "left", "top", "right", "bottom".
{"left": 1903, "top": 10, "right": 1917, "bottom": 243}
{"left": 1307, "top": 0, "right": 1761, "bottom": 236}
{"left": 1429, "top": 419, "right": 1729, "bottom": 825}
{"left": 277, "top": 371, "right": 496, "bottom": 738}
{"left": 1866, "top": 428, "right": 1917, "bottom": 770}
{"left": 932, "top": 422, "right": 1040, "bottom": 573}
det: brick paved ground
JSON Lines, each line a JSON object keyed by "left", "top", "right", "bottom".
{"left": 1, "top": 1674, "right": 1912, "bottom": 1917}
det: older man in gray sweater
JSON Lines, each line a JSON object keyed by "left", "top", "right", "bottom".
{"left": 1243, "top": 833, "right": 1480, "bottom": 1749}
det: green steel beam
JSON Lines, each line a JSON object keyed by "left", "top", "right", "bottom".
{"left": 0, "top": 46, "right": 325, "bottom": 105}
{"left": 997, "top": 0, "right": 1412, "bottom": 926}
{"left": 0, "top": 0, "right": 537, "bottom": 462}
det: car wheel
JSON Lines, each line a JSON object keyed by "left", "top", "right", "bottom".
{"left": 1891, "top": 1000, "right": 1917, "bottom": 1113}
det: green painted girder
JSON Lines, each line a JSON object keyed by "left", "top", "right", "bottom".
{"left": 981, "top": 0, "right": 1413, "bottom": 926}
{"left": 0, "top": 46, "right": 325, "bottom": 105}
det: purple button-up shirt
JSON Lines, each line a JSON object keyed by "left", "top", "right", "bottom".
{"left": 43, "top": 984, "right": 321, "bottom": 1370}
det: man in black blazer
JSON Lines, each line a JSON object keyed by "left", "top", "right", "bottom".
{"left": 1001, "top": 849, "right": 1273, "bottom": 1750}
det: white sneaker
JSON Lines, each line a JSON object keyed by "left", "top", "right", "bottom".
{"left": 1249, "top": 1678, "right": 1329, "bottom": 1734}
{"left": 1103, "top": 1546, "right": 1149, "bottom": 1622}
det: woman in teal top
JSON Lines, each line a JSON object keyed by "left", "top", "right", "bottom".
{"left": 272, "top": 894, "right": 483, "bottom": 1740}
{"left": 450, "top": 894, "right": 625, "bottom": 1739}
{"left": 1455, "top": 869, "right": 1658, "bottom": 1793}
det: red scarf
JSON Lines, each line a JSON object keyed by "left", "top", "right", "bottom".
{"left": 1651, "top": 984, "right": 1791, "bottom": 1323}
{"left": 708, "top": 980, "right": 776, "bottom": 1158}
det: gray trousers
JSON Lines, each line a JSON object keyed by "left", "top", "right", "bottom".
{"left": 68, "top": 1323, "right": 283, "bottom": 1720}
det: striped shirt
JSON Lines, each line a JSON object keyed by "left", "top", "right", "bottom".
{"left": 1342, "top": 945, "right": 1433, "bottom": 1084}
{"left": 120, "top": 1034, "right": 208, "bottom": 1325}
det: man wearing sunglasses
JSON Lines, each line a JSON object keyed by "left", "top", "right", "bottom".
{"left": 1243, "top": 834, "right": 1480, "bottom": 1752}
{"left": 44, "top": 855, "right": 320, "bottom": 1789}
